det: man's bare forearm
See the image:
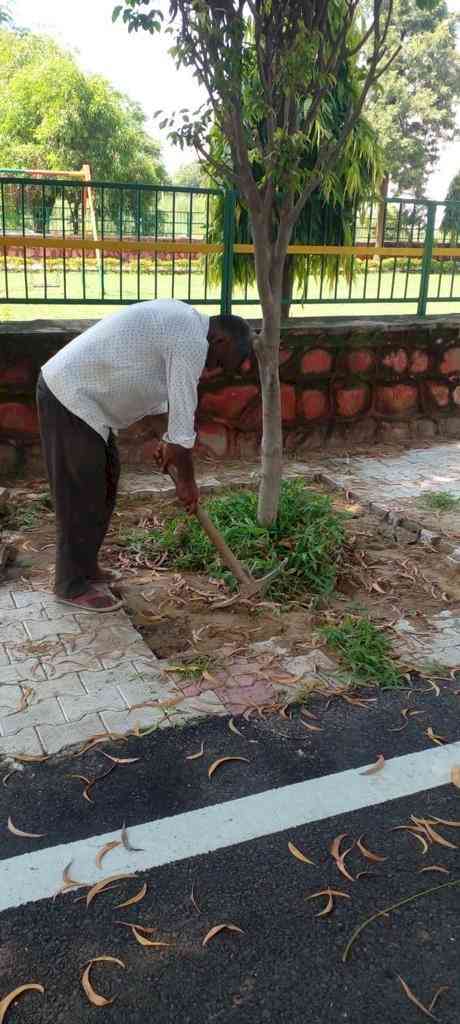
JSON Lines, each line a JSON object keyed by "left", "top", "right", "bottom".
{"left": 164, "top": 443, "right": 196, "bottom": 483}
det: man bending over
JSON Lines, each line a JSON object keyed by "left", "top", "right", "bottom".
{"left": 37, "top": 299, "right": 252, "bottom": 613}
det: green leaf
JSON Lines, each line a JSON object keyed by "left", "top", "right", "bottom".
{"left": 112, "top": 5, "right": 122, "bottom": 22}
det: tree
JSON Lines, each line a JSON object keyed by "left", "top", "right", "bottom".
{"left": 364, "top": 0, "right": 460, "bottom": 241}
{"left": 441, "top": 171, "right": 460, "bottom": 241}
{"left": 0, "top": 29, "right": 168, "bottom": 231}
{"left": 206, "top": 24, "right": 383, "bottom": 317}
{"left": 174, "top": 160, "right": 212, "bottom": 187}
{"left": 115, "top": 0, "right": 401, "bottom": 525}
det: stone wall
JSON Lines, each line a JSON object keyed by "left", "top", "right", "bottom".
{"left": 1, "top": 315, "right": 460, "bottom": 475}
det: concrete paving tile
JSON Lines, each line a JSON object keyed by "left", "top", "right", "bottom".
{"left": 0, "top": 622, "right": 28, "bottom": 643}
{"left": 0, "top": 727, "right": 43, "bottom": 757}
{"left": 80, "top": 667, "right": 138, "bottom": 694}
{"left": 36, "top": 714, "right": 106, "bottom": 755}
{"left": 58, "top": 687, "right": 126, "bottom": 722}
{"left": 0, "top": 658, "right": 45, "bottom": 684}
{"left": 100, "top": 641, "right": 153, "bottom": 669}
{"left": 24, "top": 618, "right": 82, "bottom": 641}
{"left": 1, "top": 697, "right": 66, "bottom": 735}
{"left": 42, "top": 649, "right": 105, "bottom": 677}
{"left": 115, "top": 675, "right": 180, "bottom": 708}
{"left": 0, "top": 591, "right": 15, "bottom": 610}
{"left": 100, "top": 706, "right": 169, "bottom": 736}
{"left": 32, "top": 672, "right": 87, "bottom": 702}
{"left": 0, "top": 685, "right": 23, "bottom": 711}
{"left": 0, "top": 606, "right": 48, "bottom": 624}
{"left": 12, "top": 590, "right": 59, "bottom": 609}
{"left": 0, "top": 645, "right": 10, "bottom": 666}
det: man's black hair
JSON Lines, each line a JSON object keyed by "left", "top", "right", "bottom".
{"left": 211, "top": 314, "right": 253, "bottom": 363}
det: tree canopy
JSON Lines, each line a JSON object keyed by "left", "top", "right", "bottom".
{"left": 0, "top": 29, "right": 167, "bottom": 184}
{"left": 364, "top": 0, "right": 460, "bottom": 197}
{"left": 441, "top": 170, "right": 460, "bottom": 240}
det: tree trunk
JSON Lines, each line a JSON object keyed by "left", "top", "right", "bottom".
{"left": 255, "top": 306, "right": 283, "bottom": 526}
{"left": 375, "top": 175, "right": 390, "bottom": 247}
{"left": 281, "top": 256, "right": 295, "bottom": 319}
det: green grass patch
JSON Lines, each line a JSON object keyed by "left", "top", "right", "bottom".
{"left": 416, "top": 490, "right": 460, "bottom": 513}
{"left": 1, "top": 492, "right": 53, "bottom": 531}
{"left": 321, "top": 615, "right": 403, "bottom": 688}
{"left": 118, "top": 480, "right": 347, "bottom": 601}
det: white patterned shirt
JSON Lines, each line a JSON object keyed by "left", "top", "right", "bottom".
{"left": 41, "top": 300, "right": 209, "bottom": 448}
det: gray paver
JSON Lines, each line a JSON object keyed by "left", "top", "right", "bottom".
{"left": 36, "top": 714, "right": 106, "bottom": 755}
{"left": 115, "top": 674, "right": 177, "bottom": 708}
{"left": 12, "top": 590, "right": 60, "bottom": 609}
{"left": 0, "top": 591, "right": 15, "bottom": 610}
{"left": 100, "top": 706, "right": 169, "bottom": 735}
{"left": 1, "top": 697, "right": 66, "bottom": 736}
{"left": 0, "top": 727, "right": 43, "bottom": 757}
{"left": 32, "top": 672, "right": 87, "bottom": 702}
{"left": 58, "top": 687, "right": 126, "bottom": 722}
{"left": 0, "top": 658, "right": 45, "bottom": 684}
{"left": 24, "top": 617, "right": 82, "bottom": 641}
{"left": 0, "top": 622, "right": 28, "bottom": 643}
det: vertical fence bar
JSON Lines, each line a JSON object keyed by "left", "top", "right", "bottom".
{"left": 221, "top": 189, "right": 236, "bottom": 315}
{"left": 417, "top": 201, "right": 436, "bottom": 317}
{"left": 1, "top": 182, "right": 8, "bottom": 300}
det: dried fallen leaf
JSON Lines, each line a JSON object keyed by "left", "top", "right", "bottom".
{"left": 451, "top": 766, "right": 460, "bottom": 789}
{"left": 356, "top": 836, "right": 387, "bottom": 864}
{"left": 186, "top": 742, "right": 205, "bottom": 761}
{"left": 131, "top": 927, "right": 174, "bottom": 948}
{"left": 418, "top": 866, "right": 450, "bottom": 876}
{"left": 431, "top": 815, "right": 460, "bottom": 828}
{"left": 59, "top": 860, "right": 88, "bottom": 893}
{"left": 86, "top": 874, "right": 133, "bottom": 907}
{"left": 2, "top": 770, "right": 19, "bottom": 788}
{"left": 424, "top": 680, "right": 441, "bottom": 697}
{"left": 412, "top": 818, "right": 457, "bottom": 850}
{"left": 96, "top": 841, "right": 122, "bottom": 870}
{"left": 190, "top": 881, "right": 201, "bottom": 913}
{"left": 115, "top": 922, "right": 156, "bottom": 934}
{"left": 426, "top": 727, "right": 446, "bottom": 746}
{"left": 100, "top": 752, "right": 140, "bottom": 765}
{"left": 360, "top": 754, "right": 385, "bottom": 776}
{"left": 392, "top": 826, "right": 429, "bottom": 855}
{"left": 288, "top": 841, "right": 315, "bottom": 865}
{"left": 115, "top": 882, "right": 148, "bottom": 910}
{"left": 330, "top": 833, "right": 355, "bottom": 882}
{"left": 228, "top": 718, "right": 244, "bottom": 737}
{"left": 0, "top": 983, "right": 45, "bottom": 1023}
{"left": 397, "top": 977, "right": 436, "bottom": 1020}
{"left": 7, "top": 817, "right": 46, "bottom": 839}
{"left": 306, "top": 888, "right": 351, "bottom": 918}
{"left": 202, "top": 923, "right": 244, "bottom": 947}
{"left": 120, "top": 823, "right": 143, "bottom": 853}
{"left": 81, "top": 957, "right": 125, "bottom": 1007}
{"left": 428, "top": 986, "right": 449, "bottom": 1013}
{"left": 208, "top": 756, "right": 250, "bottom": 780}
{"left": 301, "top": 721, "right": 323, "bottom": 732}
{"left": 13, "top": 754, "right": 49, "bottom": 764}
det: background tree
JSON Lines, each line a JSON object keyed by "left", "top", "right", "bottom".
{"left": 363, "top": 0, "right": 460, "bottom": 242}
{"left": 441, "top": 170, "right": 460, "bottom": 241}
{"left": 174, "top": 160, "right": 212, "bottom": 188}
{"left": 115, "top": 0, "right": 399, "bottom": 524}
{"left": 0, "top": 29, "right": 168, "bottom": 231}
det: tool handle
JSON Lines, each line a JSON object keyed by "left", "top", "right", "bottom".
{"left": 165, "top": 463, "right": 250, "bottom": 585}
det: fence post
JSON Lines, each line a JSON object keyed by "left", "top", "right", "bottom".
{"left": 221, "top": 189, "right": 236, "bottom": 316}
{"left": 417, "top": 201, "right": 436, "bottom": 317}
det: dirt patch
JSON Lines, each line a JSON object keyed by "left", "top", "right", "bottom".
{"left": 3, "top": 484, "right": 460, "bottom": 675}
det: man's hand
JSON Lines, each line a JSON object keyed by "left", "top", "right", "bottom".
{"left": 152, "top": 440, "right": 169, "bottom": 473}
{"left": 175, "top": 476, "right": 199, "bottom": 515}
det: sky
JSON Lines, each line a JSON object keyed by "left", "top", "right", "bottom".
{"left": 10, "top": 0, "right": 460, "bottom": 196}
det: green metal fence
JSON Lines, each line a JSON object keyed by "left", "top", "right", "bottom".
{"left": 0, "top": 176, "right": 459, "bottom": 317}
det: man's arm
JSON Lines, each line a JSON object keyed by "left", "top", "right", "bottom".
{"left": 154, "top": 440, "right": 199, "bottom": 514}
{"left": 157, "top": 344, "right": 205, "bottom": 514}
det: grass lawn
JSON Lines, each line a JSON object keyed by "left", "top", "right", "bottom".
{"left": 0, "top": 265, "right": 459, "bottom": 320}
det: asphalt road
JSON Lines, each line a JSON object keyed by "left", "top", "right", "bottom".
{"left": 0, "top": 682, "right": 459, "bottom": 1023}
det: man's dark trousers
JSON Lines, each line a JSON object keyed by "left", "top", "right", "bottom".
{"left": 36, "top": 373, "right": 120, "bottom": 599}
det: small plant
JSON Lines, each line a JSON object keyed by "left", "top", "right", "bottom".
{"left": 117, "top": 480, "right": 347, "bottom": 601}
{"left": 321, "top": 615, "right": 402, "bottom": 688}
{"left": 2, "top": 492, "right": 53, "bottom": 531}
{"left": 416, "top": 491, "right": 460, "bottom": 513}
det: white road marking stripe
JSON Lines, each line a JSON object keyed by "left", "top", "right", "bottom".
{"left": 1, "top": 741, "right": 459, "bottom": 913}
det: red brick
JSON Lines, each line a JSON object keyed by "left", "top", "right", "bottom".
{"left": 279, "top": 348, "right": 291, "bottom": 366}
{"left": 281, "top": 384, "right": 296, "bottom": 423}
{"left": 440, "top": 347, "right": 460, "bottom": 375}
{"left": 382, "top": 348, "right": 408, "bottom": 374}
{"left": 335, "top": 385, "right": 370, "bottom": 418}
{"left": 300, "top": 349, "right": 332, "bottom": 375}
{"left": 348, "top": 349, "right": 374, "bottom": 374}
{"left": 0, "top": 402, "right": 39, "bottom": 435}
{"left": 375, "top": 384, "right": 419, "bottom": 416}
{"left": 197, "top": 423, "right": 229, "bottom": 457}
{"left": 297, "top": 389, "right": 329, "bottom": 421}
{"left": 0, "top": 358, "right": 34, "bottom": 386}
{"left": 410, "top": 350, "right": 429, "bottom": 374}
{"left": 424, "top": 382, "right": 450, "bottom": 409}
{"left": 200, "top": 385, "right": 259, "bottom": 422}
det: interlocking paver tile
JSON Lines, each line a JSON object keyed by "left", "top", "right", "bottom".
{"left": 12, "top": 591, "right": 60, "bottom": 609}
{"left": 24, "top": 617, "right": 82, "bottom": 641}
{"left": 0, "top": 686, "right": 22, "bottom": 711}
{"left": 115, "top": 675, "right": 177, "bottom": 708}
{"left": 0, "top": 727, "right": 43, "bottom": 757}
{"left": 32, "top": 672, "right": 87, "bottom": 702}
{"left": 0, "top": 591, "right": 15, "bottom": 609}
{"left": 0, "top": 622, "right": 28, "bottom": 643}
{"left": 1, "top": 606, "right": 48, "bottom": 624}
{"left": 58, "top": 687, "right": 126, "bottom": 722}
{"left": 100, "top": 706, "right": 169, "bottom": 735}
{"left": 1, "top": 658, "right": 45, "bottom": 684}
{"left": 36, "top": 714, "right": 107, "bottom": 755}
{"left": 1, "top": 697, "right": 66, "bottom": 736}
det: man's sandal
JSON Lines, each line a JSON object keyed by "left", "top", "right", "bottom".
{"left": 57, "top": 589, "right": 124, "bottom": 613}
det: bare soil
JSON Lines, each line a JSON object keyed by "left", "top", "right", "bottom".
{"left": 3, "top": 482, "right": 460, "bottom": 671}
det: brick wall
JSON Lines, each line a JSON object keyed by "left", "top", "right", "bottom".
{"left": 1, "top": 315, "right": 460, "bottom": 475}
